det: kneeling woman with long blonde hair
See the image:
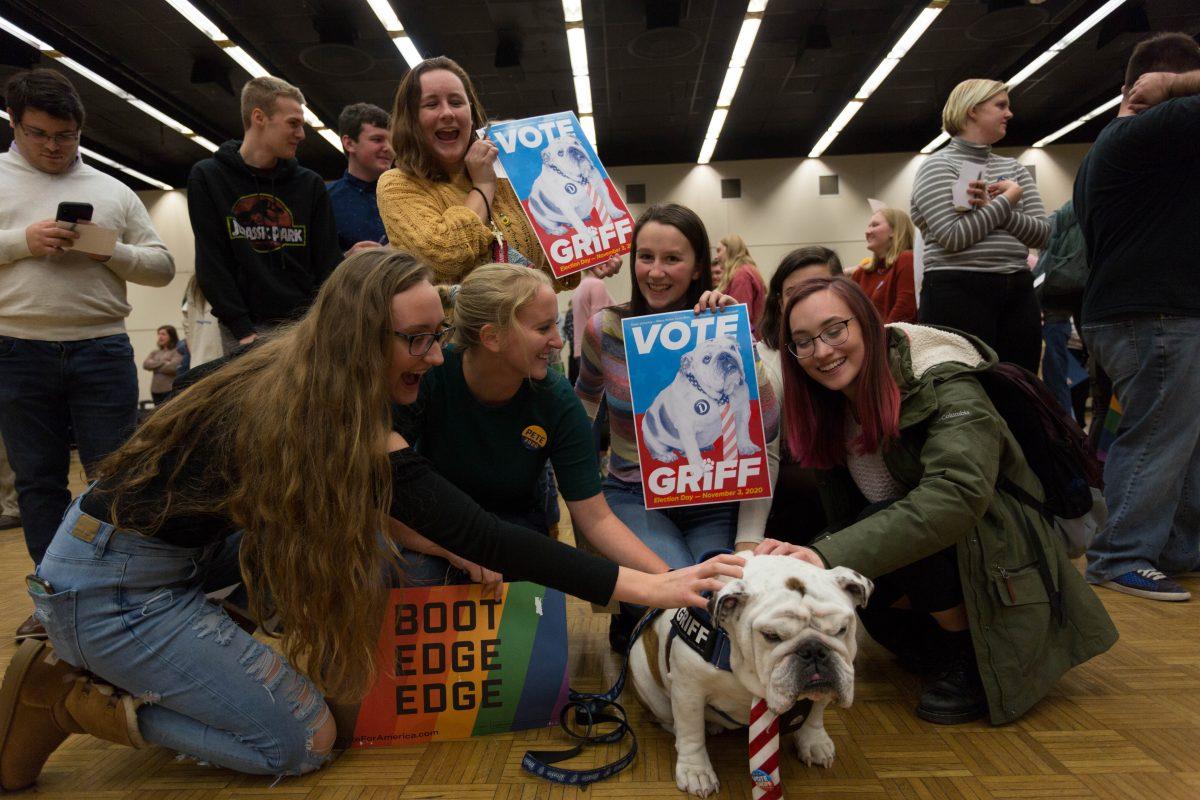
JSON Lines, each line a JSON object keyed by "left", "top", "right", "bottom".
{"left": 0, "top": 249, "right": 741, "bottom": 790}
{"left": 393, "top": 263, "right": 672, "bottom": 590}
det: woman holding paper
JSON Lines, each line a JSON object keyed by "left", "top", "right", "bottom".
{"left": 392, "top": 263, "right": 672, "bottom": 593}
{"left": 909, "top": 79, "right": 1049, "bottom": 371}
{"left": 576, "top": 203, "right": 780, "bottom": 649}
{"left": 0, "top": 249, "right": 743, "bottom": 789}
{"left": 758, "top": 275, "right": 1115, "bottom": 726}
{"left": 376, "top": 56, "right": 618, "bottom": 288}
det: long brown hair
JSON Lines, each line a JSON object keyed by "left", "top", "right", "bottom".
{"left": 624, "top": 203, "right": 713, "bottom": 317}
{"left": 94, "top": 249, "right": 431, "bottom": 700}
{"left": 779, "top": 277, "right": 900, "bottom": 469}
{"left": 390, "top": 56, "right": 488, "bottom": 181}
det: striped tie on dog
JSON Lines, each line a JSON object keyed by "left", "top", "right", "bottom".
{"left": 585, "top": 181, "right": 612, "bottom": 227}
{"left": 749, "top": 698, "right": 782, "bottom": 799}
{"left": 720, "top": 404, "right": 738, "bottom": 463}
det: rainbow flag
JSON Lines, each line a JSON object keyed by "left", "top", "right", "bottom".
{"left": 344, "top": 582, "right": 570, "bottom": 747}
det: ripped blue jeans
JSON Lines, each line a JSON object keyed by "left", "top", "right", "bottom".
{"left": 31, "top": 494, "right": 331, "bottom": 776}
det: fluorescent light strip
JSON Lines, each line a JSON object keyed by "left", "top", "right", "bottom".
{"left": 920, "top": 131, "right": 950, "bottom": 154}
{"left": 562, "top": 3, "right": 596, "bottom": 148}
{"left": 1033, "top": 94, "right": 1122, "bottom": 147}
{"left": 1006, "top": 0, "right": 1127, "bottom": 88}
{"left": 809, "top": 1, "right": 946, "bottom": 158}
{"left": 0, "top": 15, "right": 216, "bottom": 153}
{"left": 363, "top": 0, "right": 424, "bottom": 68}
{"left": 161, "top": 0, "right": 340, "bottom": 152}
{"left": 697, "top": 1, "right": 769, "bottom": 165}
{"left": 0, "top": 109, "right": 173, "bottom": 190}
{"left": 922, "top": 0, "right": 1128, "bottom": 153}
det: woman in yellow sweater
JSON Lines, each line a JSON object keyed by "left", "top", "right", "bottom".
{"left": 378, "top": 56, "right": 618, "bottom": 289}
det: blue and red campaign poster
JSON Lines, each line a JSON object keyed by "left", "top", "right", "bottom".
{"left": 621, "top": 305, "right": 772, "bottom": 510}
{"left": 342, "top": 583, "right": 570, "bottom": 747}
{"left": 488, "top": 111, "right": 632, "bottom": 279}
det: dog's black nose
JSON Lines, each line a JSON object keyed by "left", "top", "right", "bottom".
{"left": 797, "top": 643, "right": 830, "bottom": 665}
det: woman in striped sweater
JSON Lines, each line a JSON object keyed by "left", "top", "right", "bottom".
{"left": 910, "top": 79, "right": 1050, "bottom": 371}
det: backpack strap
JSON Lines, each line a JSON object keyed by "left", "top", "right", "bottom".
{"left": 998, "top": 476, "right": 1065, "bottom": 626}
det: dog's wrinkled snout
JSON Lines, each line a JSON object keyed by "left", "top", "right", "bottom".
{"left": 797, "top": 642, "right": 831, "bottom": 667}
{"left": 717, "top": 352, "right": 740, "bottom": 374}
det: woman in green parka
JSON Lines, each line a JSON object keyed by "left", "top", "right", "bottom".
{"left": 761, "top": 276, "right": 1116, "bottom": 725}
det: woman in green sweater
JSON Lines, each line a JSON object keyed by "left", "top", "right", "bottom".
{"left": 392, "top": 263, "right": 675, "bottom": 592}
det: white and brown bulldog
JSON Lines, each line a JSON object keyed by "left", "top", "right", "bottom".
{"left": 629, "top": 554, "right": 872, "bottom": 797}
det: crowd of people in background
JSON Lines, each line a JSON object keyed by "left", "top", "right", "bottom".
{"left": 0, "top": 28, "right": 1197, "bottom": 790}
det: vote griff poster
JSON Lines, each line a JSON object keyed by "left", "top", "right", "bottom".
{"left": 488, "top": 111, "right": 632, "bottom": 279}
{"left": 344, "top": 582, "right": 570, "bottom": 747}
{"left": 622, "top": 304, "right": 771, "bottom": 510}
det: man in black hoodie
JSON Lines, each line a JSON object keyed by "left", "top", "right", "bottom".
{"left": 188, "top": 76, "right": 343, "bottom": 351}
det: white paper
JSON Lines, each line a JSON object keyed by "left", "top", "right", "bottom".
{"left": 65, "top": 223, "right": 118, "bottom": 257}
{"left": 952, "top": 164, "right": 986, "bottom": 212}
{"left": 867, "top": 198, "right": 887, "bottom": 213}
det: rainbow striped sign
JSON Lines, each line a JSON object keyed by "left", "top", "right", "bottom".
{"left": 344, "top": 582, "right": 570, "bottom": 747}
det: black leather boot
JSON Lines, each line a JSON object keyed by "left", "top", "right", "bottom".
{"left": 915, "top": 629, "right": 987, "bottom": 725}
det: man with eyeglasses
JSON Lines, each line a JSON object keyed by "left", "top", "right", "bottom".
{"left": 0, "top": 69, "right": 174, "bottom": 640}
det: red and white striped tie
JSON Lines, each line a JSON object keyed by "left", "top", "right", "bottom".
{"left": 720, "top": 404, "right": 738, "bottom": 463}
{"left": 749, "top": 698, "right": 782, "bottom": 799}
{"left": 584, "top": 181, "right": 612, "bottom": 227}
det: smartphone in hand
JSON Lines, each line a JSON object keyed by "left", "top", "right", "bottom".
{"left": 55, "top": 202, "right": 94, "bottom": 227}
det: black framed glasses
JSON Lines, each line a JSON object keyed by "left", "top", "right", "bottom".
{"left": 393, "top": 325, "right": 455, "bottom": 356}
{"left": 17, "top": 122, "right": 81, "bottom": 145}
{"left": 787, "top": 317, "right": 855, "bottom": 360}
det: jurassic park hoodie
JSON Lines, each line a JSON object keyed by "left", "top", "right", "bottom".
{"left": 187, "top": 140, "right": 342, "bottom": 340}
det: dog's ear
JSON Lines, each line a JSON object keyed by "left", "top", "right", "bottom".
{"left": 680, "top": 352, "right": 693, "bottom": 372}
{"left": 829, "top": 567, "right": 873, "bottom": 609}
{"left": 708, "top": 579, "right": 748, "bottom": 629}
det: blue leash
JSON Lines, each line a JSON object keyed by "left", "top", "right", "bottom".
{"left": 520, "top": 608, "right": 663, "bottom": 785}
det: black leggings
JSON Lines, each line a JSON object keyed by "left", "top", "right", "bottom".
{"left": 919, "top": 269, "right": 1042, "bottom": 372}
{"left": 835, "top": 501, "right": 964, "bottom": 658}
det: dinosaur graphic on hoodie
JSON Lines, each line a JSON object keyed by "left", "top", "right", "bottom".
{"left": 188, "top": 140, "right": 342, "bottom": 340}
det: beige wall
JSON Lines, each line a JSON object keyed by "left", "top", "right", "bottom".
{"left": 128, "top": 142, "right": 1089, "bottom": 398}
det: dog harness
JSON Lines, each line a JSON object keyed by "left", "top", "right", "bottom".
{"left": 666, "top": 605, "right": 733, "bottom": 672}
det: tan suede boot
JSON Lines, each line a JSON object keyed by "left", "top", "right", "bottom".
{"left": 0, "top": 640, "right": 148, "bottom": 791}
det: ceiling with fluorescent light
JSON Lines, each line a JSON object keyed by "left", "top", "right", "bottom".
{"left": 0, "top": 0, "right": 1197, "bottom": 190}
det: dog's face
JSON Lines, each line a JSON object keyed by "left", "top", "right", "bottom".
{"left": 680, "top": 336, "right": 744, "bottom": 398}
{"left": 709, "top": 555, "right": 872, "bottom": 714}
{"left": 541, "top": 134, "right": 590, "bottom": 174}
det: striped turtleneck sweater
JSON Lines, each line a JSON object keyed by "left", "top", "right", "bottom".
{"left": 910, "top": 137, "right": 1050, "bottom": 275}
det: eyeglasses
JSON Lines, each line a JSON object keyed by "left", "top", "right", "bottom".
{"left": 393, "top": 325, "right": 454, "bottom": 356}
{"left": 16, "top": 123, "right": 81, "bottom": 146}
{"left": 787, "top": 317, "right": 855, "bottom": 360}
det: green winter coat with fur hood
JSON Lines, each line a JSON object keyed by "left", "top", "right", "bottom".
{"left": 809, "top": 323, "right": 1117, "bottom": 724}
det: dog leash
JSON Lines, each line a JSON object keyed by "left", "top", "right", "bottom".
{"left": 520, "top": 608, "right": 661, "bottom": 785}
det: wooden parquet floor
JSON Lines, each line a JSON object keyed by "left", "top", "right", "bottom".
{"left": 0, "top": 461, "right": 1197, "bottom": 799}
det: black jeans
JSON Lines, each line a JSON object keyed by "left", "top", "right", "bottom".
{"left": 919, "top": 269, "right": 1042, "bottom": 372}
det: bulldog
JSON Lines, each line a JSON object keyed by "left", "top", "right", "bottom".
{"left": 641, "top": 336, "right": 759, "bottom": 469}
{"left": 629, "top": 554, "right": 872, "bottom": 797}
{"left": 528, "top": 133, "right": 627, "bottom": 236}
